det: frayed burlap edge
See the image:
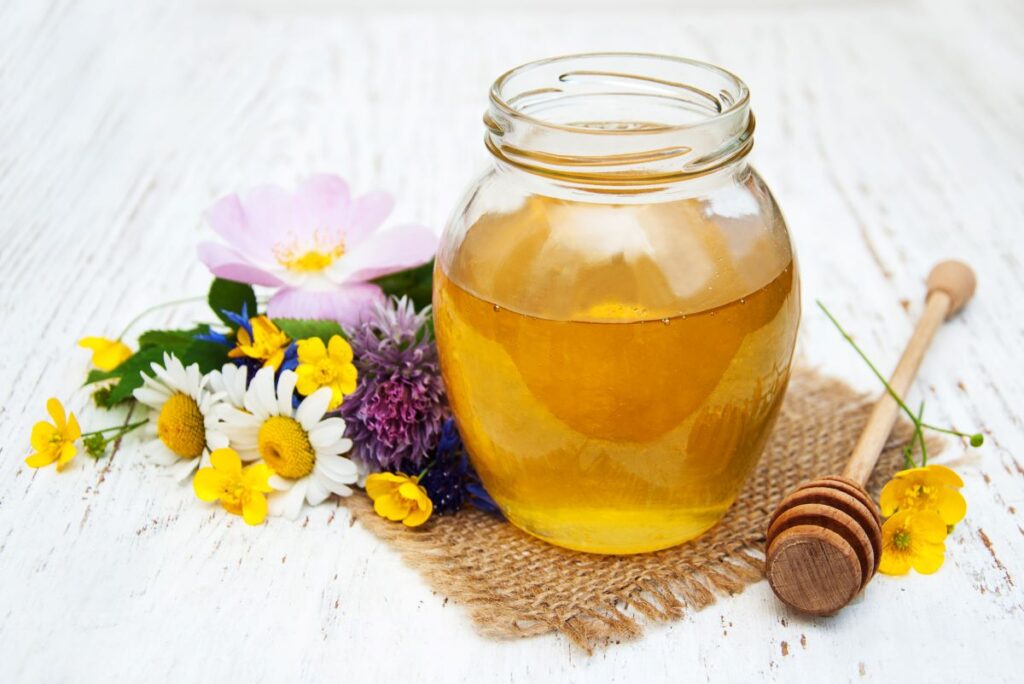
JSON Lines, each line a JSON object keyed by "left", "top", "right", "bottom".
{"left": 347, "top": 368, "right": 944, "bottom": 652}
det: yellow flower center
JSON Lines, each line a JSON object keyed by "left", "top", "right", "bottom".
{"left": 312, "top": 360, "right": 339, "bottom": 384}
{"left": 275, "top": 235, "right": 344, "bottom": 273}
{"left": 901, "top": 484, "right": 935, "bottom": 510}
{"left": 258, "top": 416, "right": 315, "bottom": 479}
{"left": 157, "top": 393, "right": 206, "bottom": 459}
{"left": 892, "top": 529, "right": 911, "bottom": 551}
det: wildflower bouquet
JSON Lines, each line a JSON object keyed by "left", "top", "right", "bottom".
{"left": 31, "top": 174, "right": 496, "bottom": 528}
{"left": 27, "top": 173, "right": 982, "bottom": 588}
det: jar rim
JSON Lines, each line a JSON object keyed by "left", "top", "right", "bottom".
{"left": 489, "top": 52, "right": 750, "bottom": 137}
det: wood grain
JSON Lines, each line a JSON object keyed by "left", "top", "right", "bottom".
{"left": 1, "top": 0, "right": 1022, "bottom": 681}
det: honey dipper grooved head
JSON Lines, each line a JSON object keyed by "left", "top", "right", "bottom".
{"left": 765, "top": 477, "right": 882, "bottom": 615}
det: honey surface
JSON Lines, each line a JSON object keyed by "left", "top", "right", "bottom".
{"left": 435, "top": 195, "right": 800, "bottom": 553}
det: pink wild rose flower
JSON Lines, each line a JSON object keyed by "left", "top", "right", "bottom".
{"left": 198, "top": 174, "right": 437, "bottom": 326}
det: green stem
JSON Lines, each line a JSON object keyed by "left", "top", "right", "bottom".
{"left": 920, "top": 423, "right": 966, "bottom": 438}
{"left": 117, "top": 296, "right": 206, "bottom": 340}
{"left": 81, "top": 420, "right": 147, "bottom": 437}
{"left": 817, "top": 301, "right": 922, "bottom": 430}
{"left": 415, "top": 462, "right": 434, "bottom": 482}
{"left": 915, "top": 401, "right": 928, "bottom": 466}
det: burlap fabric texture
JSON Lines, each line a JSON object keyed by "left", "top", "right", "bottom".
{"left": 347, "top": 368, "right": 940, "bottom": 652}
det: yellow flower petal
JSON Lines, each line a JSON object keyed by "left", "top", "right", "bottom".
{"left": 241, "top": 491, "right": 269, "bottom": 525}
{"left": 46, "top": 398, "right": 66, "bottom": 431}
{"left": 879, "top": 548, "right": 913, "bottom": 575}
{"left": 193, "top": 468, "right": 229, "bottom": 502}
{"left": 922, "top": 464, "right": 964, "bottom": 488}
{"left": 339, "top": 365, "right": 358, "bottom": 395}
{"left": 209, "top": 448, "right": 242, "bottom": 475}
{"left": 374, "top": 493, "right": 413, "bottom": 521}
{"left": 934, "top": 487, "right": 967, "bottom": 526}
{"left": 403, "top": 497, "right": 433, "bottom": 527}
{"left": 327, "top": 335, "right": 353, "bottom": 363}
{"left": 893, "top": 464, "right": 964, "bottom": 488}
{"left": 79, "top": 337, "right": 133, "bottom": 371}
{"left": 365, "top": 472, "right": 406, "bottom": 500}
{"left": 31, "top": 422, "right": 57, "bottom": 451}
{"left": 328, "top": 386, "right": 344, "bottom": 411}
{"left": 65, "top": 411, "right": 81, "bottom": 441}
{"left": 297, "top": 337, "right": 327, "bottom": 364}
{"left": 911, "top": 511, "right": 949, "bottom": 542}
{"left": 879, "top": 478, "right": 909, "bottom": 517}
{"left": 294, "top": 369, "right": 321, "bottom": 398}
{"left": 55, "top": 442, "right": 77, "bottom": 472}
{"left": 265, "top": 350, "right": 284, "bottom": 370}
{"left": 242, "top": 463, "right": 274, "bottom": 493}
{"left": 25, "top": 449, "right": 58, "bottom": 469}
{"left": 398, "top": 481, "right": 427, "bottom": 503}
{"left": 911, "top": 541, "right": 946, "bottom": 574}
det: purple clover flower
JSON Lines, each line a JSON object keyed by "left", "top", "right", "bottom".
{"left": 341, "top": 296, "right": 446, "bottom": 471}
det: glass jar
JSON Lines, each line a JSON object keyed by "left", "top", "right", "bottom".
{"left": 433, "top": 53, "right": 800, "bottom": 554}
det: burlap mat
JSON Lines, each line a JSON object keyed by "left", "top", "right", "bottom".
{"left": 347, "top": 367, "right": 941, "bottom": 652}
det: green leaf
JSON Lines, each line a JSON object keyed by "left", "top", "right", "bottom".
{"left": 84, "top": 333, "right": 230, "bottom": 407}
{"left": 137, "top": 325, "right": 210, "bottom": 350}
{"left": 209, "top": 278, "right": 257, "bottom": 325}
{"left": 179, "top": 339, "right": 231, "bottom": 374}
{"left": 274, "top": 318, "right": 345, "bottom": 343}
{"left": 104, "top": 347, "right": 166, "bottom": 405}
{"left": 86, "top": 368, "right": 118, "bottom": 385}
{"left": 372, "top": 259, "right": 434, "bottom": 310}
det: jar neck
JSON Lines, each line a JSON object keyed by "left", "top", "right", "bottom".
{"left": 484, "top": 53, "right": 754, "bottom": 191}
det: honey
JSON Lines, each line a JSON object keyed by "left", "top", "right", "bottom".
{"left": 435, "top": 195, "right": 800, "bottom": 554}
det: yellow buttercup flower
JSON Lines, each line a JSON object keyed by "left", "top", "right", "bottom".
{"left": 26, "top": 398, "right": 81, "bottom": 471}
{"left": 295, "top": 335, "right": 358, "bottom": 410}
{"left": 365, "top": 472, "right": 433, "bottom": 527}
{"left": 878, "top": 509, "right": 947, "bottom": 575}
{"left": 228, "top": 316, "right": 291, "bottom": 370}
{"left": 194, "top": 448, "right": 274, "bottom": 525}
{"left": 880, "top": 464, "right": 966, "bottom": 525}
{"left": 78, "top": 337, "right": 132, "bottom": 371}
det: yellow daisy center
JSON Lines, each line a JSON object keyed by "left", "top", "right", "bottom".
{"left": 157, "top": 393, "right": 206, "bottom": 459}
{"left": 892, "top": 529, "right": 911, "bottom": 551}
{"left": 258, "top": 416, "right": 315, "bottom": 479}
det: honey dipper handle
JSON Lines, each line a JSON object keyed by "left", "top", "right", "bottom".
{"left": 842, "top": 261, "right": 976, "bottom": 484}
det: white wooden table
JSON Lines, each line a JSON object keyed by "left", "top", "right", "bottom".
{"left": 2, "top": 0, "right": 1022, "bottom": 681}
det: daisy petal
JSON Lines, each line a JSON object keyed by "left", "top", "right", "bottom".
{"left": 169, "top": 457, "right": 201, "bottom": 483}
{"left": 295, "top": 388, "right": 332, "bottom": 431}
{"left": 315, "top": 454, "right": 358, "bottom": 485}
{"left": 305, "top": 476, "right": 331, "bottom": 506}
{"left": 308, "top": 418, "right": 346, "bottom": 448}
{"left": 276, "top": 371, "right": 298, "bottom": 416}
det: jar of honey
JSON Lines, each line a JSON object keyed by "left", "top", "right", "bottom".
{"left": 434, "top": 53, "right": 800, "bottom": 554}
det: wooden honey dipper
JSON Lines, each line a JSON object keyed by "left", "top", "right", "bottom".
{"left": 765, "top": 260, "right": 976, "bottom": 616}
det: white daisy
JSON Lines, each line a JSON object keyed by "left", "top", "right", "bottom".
{"left": 133, "top": 353, "right": 228, "bottom": 481}
{"left": 220, "top": 366, "right": 357, "bottom": 519}
{"left": 206, "top": 362, "right": 249, "bottom": 411}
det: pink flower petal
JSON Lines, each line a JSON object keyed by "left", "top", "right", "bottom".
{"left": 294, "top": 174, "right": 352, "bottom": 242}
{"left": 197, "top": 242, "right": 284, "bottom": 286}
{"left": 205, "top": 193, "right": 277, "bottom": 261}
{"left": 206, "top": 185, "right": 305, "bottom": 262}
{"left": 267, "top": 283, "right": 386, "bottom": 327}
{"left": 329, "top": 223, "right": 438, "bottom": 283}
{"left": 344, "top": 190, "right": 395, "bottom": 248}
{"left": 237, "top": 183, "right": 301, "bottom": 243}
